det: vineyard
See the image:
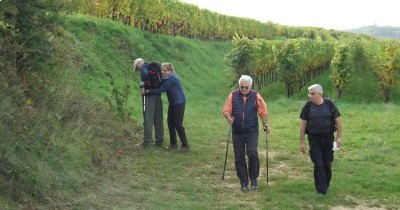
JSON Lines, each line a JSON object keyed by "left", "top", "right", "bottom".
{"left": 1, "top": 0, "right": 400, "bottom": 208}
{"left": 65, "top": 0, "right": 400, "bottom": 102}
{"left": 68, "top": 0, "right": 361, "bottom": 41}
{"left": 225, "top": 35, "right": 400, "bottom": 102}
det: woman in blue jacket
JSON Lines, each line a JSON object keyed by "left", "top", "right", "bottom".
{"left": 143, "top": 63, "right": 189, "bottom": 152}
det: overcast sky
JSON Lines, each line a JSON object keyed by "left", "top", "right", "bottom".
{"left": 180, "top": 0, "right": 399, "bottom": 30}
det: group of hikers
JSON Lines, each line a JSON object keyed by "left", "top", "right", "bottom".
{"left": 133, "top": 58, "right": 189, "bottom": 152}
{"left": 132, "top": 58, "right": 343, "bottom": 195}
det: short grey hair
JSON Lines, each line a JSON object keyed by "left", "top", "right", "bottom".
{"left": 238, "top": 75, "right": 253, "bottom": 86}
{"left": 308, "top": 84, "right": 323, "bottom": 95}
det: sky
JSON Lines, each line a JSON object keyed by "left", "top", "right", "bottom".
{"left": 180, "top": 0, "right": 399, "bottom": 30}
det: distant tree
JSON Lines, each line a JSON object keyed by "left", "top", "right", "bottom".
{"left": 277, "top": 39, "right": 305, "bottom": 97}
{"left": 366, "top": 40, "right": 399, "bottom": 103}
{"left": 330, "top": 43, "right": 354, "bottom": 98}
{"left": 225, "top": 34, "right": 252, "bottom": 86}
{"left": 251, "top": 40, "right": 278, "bottom": 89}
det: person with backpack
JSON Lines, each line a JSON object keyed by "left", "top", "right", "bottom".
{"left": 222, "top": 75, "right": 270, "bottom": 191}
{"left": 299, "top": 84, "right": 343, "bottom": 196}
{"left": 142, "top": 63, "right": 189, "bottom": 152}
{"left": 133, "top": 58, "right": 164, "bottom": 148}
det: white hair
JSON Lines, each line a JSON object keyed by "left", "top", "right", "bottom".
{"left": 133, "top": 58, "right": 144, "bottom": 71}
{"left": 238, "top": 75, "right": 253, "bottom": 86}
{"left": 308, "top": 84, "right": 323, "bottom": 95}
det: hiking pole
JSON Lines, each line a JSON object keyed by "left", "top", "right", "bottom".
{"left": 140, "top": 81, "right": 146, "bottom": 113}
{"left": 143, "top": 95, "right": 146, "bottom": 112}
{"left": 266, "top": 132, "right": 269, "bottom": 188}
{"left": 222, "top": 127, "right": 232, "bottom": 180}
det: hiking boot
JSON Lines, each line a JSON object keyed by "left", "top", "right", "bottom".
{"left": 313, "top": 192, "right": 326, "bottom": 199}
{"left": 240, "top": 183, "right": 249, "bottom": 192}
{"left": 136, "top": 142, "right": 151, "bottom": 149}
{"left": 180, "top": 145, "right": 190, "bottom": 153}
{"left": 166, "top": 144, "right": 178, "bottom": 150}
{"left": 154, "top": 141, "right": 163, "bottom": 147}
{"left": 251, "top": 179, "right": 258, "bottom": 190}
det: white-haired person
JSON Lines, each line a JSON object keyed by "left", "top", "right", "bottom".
{"left": 299, "top": 84, "right": 343, "bottom": 196}
{"left": 222, "top": 75, "right": 269, "bottom": 191}
{"left": 133, "top": 58, "right": 164, "bottom": 148}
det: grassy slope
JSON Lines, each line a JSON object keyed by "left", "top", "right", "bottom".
{"left": 2, "top": 14, "right": 399, "bottom": 209}
{"left": 66, "top": 15, "right": 399, "bottom": 209}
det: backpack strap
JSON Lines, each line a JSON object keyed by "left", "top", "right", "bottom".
{"left": 304, "top": 101, "right": 312, "bottom": 120}
{"left": 324, "top": 99, "right": 337, "bottom": 132}
{"left": 324, "top": 99, "right": 335, "bottom": 120}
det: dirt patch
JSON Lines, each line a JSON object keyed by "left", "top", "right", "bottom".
{"left": 331, "top": 205, "right": 386, "bottom": 210}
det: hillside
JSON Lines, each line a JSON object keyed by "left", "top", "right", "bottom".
{"left": 1, "top": 12, "right": 400, "bottom": 210}
{"left": 346, "top": 25, "right": 400, "bottom": 40}
{"left": 62, "top": 15, "right": 399, "bottom": 210}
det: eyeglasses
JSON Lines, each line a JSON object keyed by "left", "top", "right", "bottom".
{"left": 240, "top": 86, "right": 249, "bottom": 90}
{"left": 307, "top": 92, "right": 316, "bottom": 96}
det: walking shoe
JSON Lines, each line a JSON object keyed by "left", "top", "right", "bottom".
{"left": 180, "top": 145, "right": 190, "bottom": 153}
{"left": 154, "top": 141, "right": 163, "bottom": 147}
{"left": 166, "top": 144, "right": 178, "bottom": 150}
{"left": 313, "top": 192, "right": 326, "bottom": 199}
{"left": 136, "top": 142, "right": 151, "bottom": 149}
{"left": 251, "top": 179, "right": 258, "bottom": 190}
{"left": 240, "top": 183, "right": 249, "bottom": 192}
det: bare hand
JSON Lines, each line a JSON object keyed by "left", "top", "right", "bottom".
{"left": 227, "top": 117, "right": 234, "bottom": 125}
{"left": 300, "top": 142, "right": 306, "bottom": 154}
{"left": 336, "top": 137, "right": 342, "bottom": 148}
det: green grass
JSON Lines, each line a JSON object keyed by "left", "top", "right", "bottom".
{"left": 1, "top": 14, "right": 399, "bottom": 209}
{"left": 53, "top": 99, "right": 399, "bottom": 210}
{"left": 65, "top": 15, "right": 399, "bottom": 209}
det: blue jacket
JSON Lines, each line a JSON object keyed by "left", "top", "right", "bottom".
{"left": 147, "top": 74, "right": 186, "bottom": 106}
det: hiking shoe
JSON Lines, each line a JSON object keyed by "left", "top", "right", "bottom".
{"left": 166, "top": 144, "right": 178, "bottom": 150}
{"left": 251, "top": 179, "right": 258, "bottom": 190}
{"left": 240, "top": 183, "right": 249, "bottom": 192}
{"left": 154, "top": 141, "right": 163, "bottom": 147}
{"left": 136, "top": 142, "right": 151, "bottom": 149}
{"left": 313, "top": 192, "right": 326, "bottom": 199}
{"left": 180, "top": 145, "right": 190, "bottom": 153}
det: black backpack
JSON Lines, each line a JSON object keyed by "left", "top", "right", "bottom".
{"left": 304, "top": 99, "right": 337, "bottom": 134}
{"left": 145, "top": 62, "right": 162, "bottom": 89}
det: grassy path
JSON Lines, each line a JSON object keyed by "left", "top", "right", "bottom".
{"left": 50, "top": 100, "right": 400, "bottom": 210}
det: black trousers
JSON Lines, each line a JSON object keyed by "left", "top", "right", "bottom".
{"left": 308, "top": 133, "right": 334, "bottom": 194}
{"left": 232, "top": 132, "right": 259, "bottom": 186}
{"left": 167, "top": 103, "right": 188, "bottom": 146}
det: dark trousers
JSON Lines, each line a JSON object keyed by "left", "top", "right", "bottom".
{"left": 232, "top": 132, "right": 259, "bottom": 186}
{"left": 167, "top": 103, "right": 188, "bottom": 147}
{"left": 308, "top": 133, "right": 334, "bottom": 194}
